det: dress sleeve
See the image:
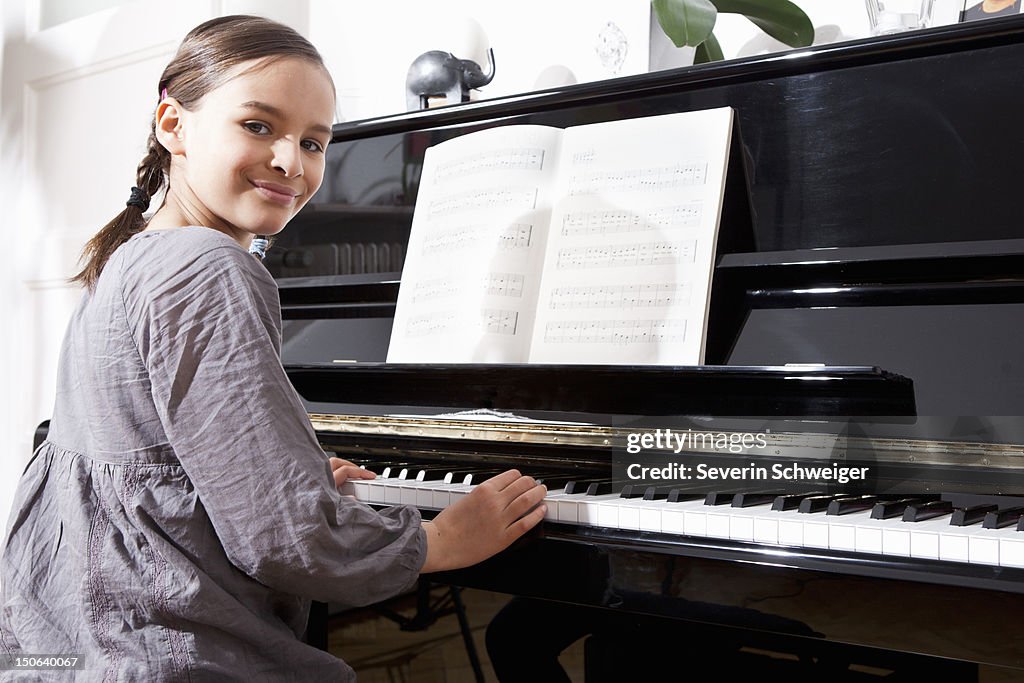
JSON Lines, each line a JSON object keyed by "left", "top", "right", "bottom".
{"left": 129, "top": 242, "right": 425, "bottom": 607}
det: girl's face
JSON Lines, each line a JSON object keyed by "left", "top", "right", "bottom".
{"left": 165, "top": 57, "right": 335, "bottom": 244}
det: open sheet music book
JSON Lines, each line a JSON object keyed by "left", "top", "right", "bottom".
{"left": 386, "top": 106, "right": 735, "bottom": 365}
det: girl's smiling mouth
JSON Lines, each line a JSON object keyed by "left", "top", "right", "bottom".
{"left": 251, "top": 179, "right": 300, "bottom": 204}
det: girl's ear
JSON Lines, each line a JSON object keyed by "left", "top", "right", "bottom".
{"left": 155, "top": 98, "right": 185, "bottom": 154}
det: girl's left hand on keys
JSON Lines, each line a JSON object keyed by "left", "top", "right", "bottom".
{"left": 329, "top": 457, "right": 377, "bottom": 488}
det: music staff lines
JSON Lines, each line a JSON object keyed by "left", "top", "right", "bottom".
{"left": 556, "top": 241, "right": 697, "bottom": 269}
{"left": 422, "top": 223, "right": 533, "bottom": 255}
{"left": 428, "top": 187, "right": 538, "bottom": 218}
{"left": 561, "top": 203, "right": 703, "bottom": 236}
{"left": 411, "top": 273, "right": 526, "bottom": 302}
{"left": 567, "top": 162, "right": 707, "bottom": 196}
{"left": 543, "top": 319, "right": 687, "bottom": 344}
{"left": 434, "top": 147, "right": 546, "bottom": 180}
{"left": 407, "top": 309, "right": 520, "bottom": 337}
{"left": 549, "top": 283, "right": 691, "bottom": 309}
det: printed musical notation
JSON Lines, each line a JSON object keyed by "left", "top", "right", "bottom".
{"left": 561, "top": 203, "right": 703, "bottom": 237}
{"left": 435, "top": 147, "right": 546, "bottom": 180}
{"left": 412, "top": 273, "right": 525, "bottom": 303}
{"left": 429, "top": 187, "right": 538, "bottom": 218}
{"left": 483, "top": 309, "right": 519, "bottom": 335}
{"left": 422, "top": 223, "right": 534, "bottom": 255}
{"left": 556, "top": 241, "right": 697, "bottom": 269}
{"left": 567, "top": 162, "right": 707, "bottom": 196}
{"left": 486, "top": 273, "right": 525, "bottom": 297}
{"left": 549, "top": 283, "right": 691, "bottom": 309}
{"left": 406, "top": 309, "right": 519, "bottom": 337}
{"left": 543, "top": 319, "right": 687, "bottom": 345}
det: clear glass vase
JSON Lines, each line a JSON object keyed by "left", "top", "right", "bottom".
{"left": 865, "top": 0, "right": 937, "bottom": 35}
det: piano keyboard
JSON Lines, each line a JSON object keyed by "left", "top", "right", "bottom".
{"left": 339, "top": 463, "right": 1024, "bottom": 570}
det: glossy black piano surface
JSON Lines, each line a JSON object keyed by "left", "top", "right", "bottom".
{"left": 275, "top": 17, "right": 1024, "bottom": 679}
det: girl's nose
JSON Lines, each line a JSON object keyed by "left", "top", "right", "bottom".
{"left": 271, "top": 140, "right": 303, "bottom": 178}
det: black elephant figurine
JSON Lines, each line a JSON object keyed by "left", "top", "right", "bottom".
{"left": 405, "top": 47, "right": 495, "bottom": 111}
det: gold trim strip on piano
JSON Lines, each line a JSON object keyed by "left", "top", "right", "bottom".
{"left": 308, "top": 413, "right": 1024, "bottom": 471}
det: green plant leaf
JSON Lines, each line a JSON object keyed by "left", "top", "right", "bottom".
{"left": 652, "top": 0, "right": 718, "bottom": 48}
{"left": 693, "top": 31, "right": 724, "bottom": 63}
{"left": 711, "top": 0, "right": 815, "bottom": 47}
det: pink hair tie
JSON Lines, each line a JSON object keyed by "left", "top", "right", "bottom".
{"left": 161, "top": 87, "right": 168, "bottom": 100}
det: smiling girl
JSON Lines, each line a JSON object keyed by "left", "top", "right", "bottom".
{"left": 0, "top": 15, "right": 545, "bottom": 681}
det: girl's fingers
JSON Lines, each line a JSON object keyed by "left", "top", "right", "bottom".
{"left": 503, "top": 484, "right": 547, "bottom": 520}
{"left": 504, "top": 504, "right": 547, "bottom": 541}
{"left": 484, "top": 469, "right": 522, "bottom": 491}
{"left": 499, "top": 474, "right": 540, "bottom": 503}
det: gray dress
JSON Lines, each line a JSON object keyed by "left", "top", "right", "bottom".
{"left": 0, "top": 227, "right": 426, "bottom": 681}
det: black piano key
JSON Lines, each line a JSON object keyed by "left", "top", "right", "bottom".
{"left": 704, "top": 491, "right": 738, "bottom": 506}
{"left": 798, "top": 494, "right": 848, "bottom": 514}
{"left": 667, "top": 489, "right": 704, "bottom": 503}
{"left": 982, "top": 506, "right": 1024, "bottom": 529}
{"left": 871, "top": 498, "right": 927, "bottom": 520}
{"left": 642, "top": 487, "right": 671, "bottom": 501}
{"left": 586, "top": 481, "right": 613, "bottom": 496}
{"left": 902, "top": 500, "right": 953, "bottom": 522}
{"left": 772, "top": 492, "right": 826, "bottom": 511}
{"left": 950, "top": 504, "right": 998, "bottom": 526}
{"left": 827, "top": 495, "right": 878, "bottom": 516}
{"left": 732, "top": 492, "right": 785, "bottom": 508}
{"left": 1017, "top": 515, "right": 1024, "bottom": 532}
{"left": 533, "top": 474, "right": 577, "bottom": 490}
{"left": 619, "top": 484, "right": 648, "bottom": 499}
{"left": 564, "top": 478, "right": 607, "bottom": 495}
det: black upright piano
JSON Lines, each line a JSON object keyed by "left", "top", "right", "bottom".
{"left": 275, "top": 17, "right": 1024, "bottom": 680}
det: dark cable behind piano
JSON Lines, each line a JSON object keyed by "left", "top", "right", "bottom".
{"left": 271, "top": 16, "right": 1024, "bottom": 681}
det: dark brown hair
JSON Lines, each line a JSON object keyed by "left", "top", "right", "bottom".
{"left": 71, "top": 15, "right": 333, "bottom": 289}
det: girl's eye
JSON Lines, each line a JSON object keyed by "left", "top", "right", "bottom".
{"left": 244, "top": 121, "right": 270, "bottom": 135}
{"left": 302, "top": 139, "right": 326, "bottom": 154}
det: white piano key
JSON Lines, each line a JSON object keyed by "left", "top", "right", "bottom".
{"left": 969, "top": 528, "right": 1003, "bottom": 566}
{"left": 727, "top": 507, "right": 759, "bottom": 542}
{"left": 907, "top": 516, "right": 958, "bottom": 560}
{"left": 684, "top": 507, "right": 707, "bottom": 537}
{"left": 597, "top": 500, "right": 620, "bottom": 528}
{"left": 662, "top": 508, "right": 686, "bottom": 534}
{"left": 827, "top": 510, "right": 876, "bottom": 552}
{"left": 615, "top": 499, "right": 646, "bottom": 531}
{"left": 557, "top": 497, "right": 583, "bottom": 523}
{"left": 579, "top": 493, "right": 620, "bottom": 527}
{"left": 999, "top": 530, "right": 1024, "bottom": 568}
{"left": 778, "top": 518, "right": 803, "bottom": 547}
{"left": 540, "top": 490, "right": 572, "bottom": 521}
{"left": 856, "top": 525, "right": 883, "bottom": 554}
{"left": 882, "top": 524, "right": 912, "bottom": 557}
{"left": 940, "top": 529, "right": 970, "bottom": 563}
{"left": 753, "top": 514, "right": 781, "bottom": 545}
{"left": 803, "top": 519, "right": 830, "bottom": 549}
{"left": 705, "top": 509, "right": 732, "bottom": 539}
{"left": 637, "top": 502, "right": 663, "bottom": 532}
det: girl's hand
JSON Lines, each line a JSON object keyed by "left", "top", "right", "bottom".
{"left": 329, "top": 457, "right": 377, "bottom": 488}
{"left": 420, "top": 469, "right": 546, "bottom": 573}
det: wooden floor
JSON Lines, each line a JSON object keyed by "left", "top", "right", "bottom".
{"left": 327, "top": 586, "right": 584, "bottom": 683}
